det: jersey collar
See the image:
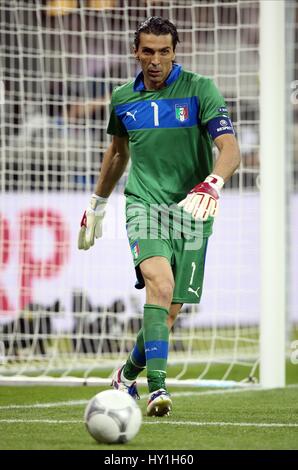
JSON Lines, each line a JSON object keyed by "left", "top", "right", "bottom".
{"left": 133, "top": 63, "right": 182, "bottom": 92}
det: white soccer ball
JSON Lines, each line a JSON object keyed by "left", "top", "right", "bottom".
{"left": 84, "top": 389, "right": 142, "bottom": 444}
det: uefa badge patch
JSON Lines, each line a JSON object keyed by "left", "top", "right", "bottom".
{"left": 175, "top": 104, "right": 189, "bottom": 122}
{"left": 130, "top": 240, "right": 140, "bottom": 260}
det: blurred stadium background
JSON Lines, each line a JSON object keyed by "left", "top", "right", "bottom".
{"left": 0, "top": 0, "right": 297, "bottom": 386}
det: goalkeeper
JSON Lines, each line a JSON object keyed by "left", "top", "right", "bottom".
{"left": 78, "top": 17, "right": 240, "bottom": 417}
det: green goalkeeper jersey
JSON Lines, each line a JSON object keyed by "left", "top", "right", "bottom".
{"left": 107, "top": 64, "right": 234, "bottom": 236}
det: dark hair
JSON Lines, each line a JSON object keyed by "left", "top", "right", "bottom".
{"left": 134, "top": 17, "right": 180, "bottom": 51}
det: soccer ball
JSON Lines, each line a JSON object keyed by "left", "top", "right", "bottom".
{"left": 84, "top": 389, "right": 142, "bottom": 444}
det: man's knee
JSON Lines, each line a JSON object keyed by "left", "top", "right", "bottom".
{"left": 143, "top": 276, "right": 173, "bottom": 305}
{"left": 151, "top": 279, "right": 174, "bottom": 305}
{"left": 140, "top": 257, "right": 175, "bottom": 306}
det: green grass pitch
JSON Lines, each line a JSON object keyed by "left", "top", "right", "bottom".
{"left": 0, "top": 362, "right": 297, "bottom": 450}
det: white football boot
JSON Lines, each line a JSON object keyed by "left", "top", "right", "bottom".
{"left": 111, "top": 365, "right": 140, "bottom": 400}
{"left": 146, "top": 388, "right": 172, "bottom": 417}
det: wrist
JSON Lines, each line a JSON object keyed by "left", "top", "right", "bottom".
{"left": 205, "top": 174, "right": 225, "bottom": 194}
{"left": 90, "top": 193, "right": 108, "bottom": 210}
{"left": 91, "top": 193, "right": 108, "bottom": 202}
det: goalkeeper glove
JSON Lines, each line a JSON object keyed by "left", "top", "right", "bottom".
{"left": 178, "top": 174, "right": 224, "bottom": 221}
{"left": 78, "top": 194, "right": 107, "bottom": 250}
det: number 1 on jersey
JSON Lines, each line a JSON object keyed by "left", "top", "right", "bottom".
{"left": 151, "top": 102, "right": 159, "bottom": 127}
{"left": 189, "top": 262, "right": 196, "bottom": 286}
{"left": 188, "top": 262, "right": 201, "bottom": 299}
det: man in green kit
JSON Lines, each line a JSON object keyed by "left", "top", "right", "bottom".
{"left": 78, "top": 17, "right": 240, "bottom": 416}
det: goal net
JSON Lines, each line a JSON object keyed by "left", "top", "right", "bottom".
{"left": 0, "top": 0, "right": 295, "bottom": 387}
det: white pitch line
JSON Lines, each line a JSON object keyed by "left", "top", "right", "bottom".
{"left": 1, "top": 384, "right": 297, "bottom": 410}
{"left": 143, "top": 383, "right": 298, "bottom": 399}
{"left": 0, "top": 391, "right": 248, "bottom": 411}
{"left": 0, "top": 419, "right": 297, "bottom": 428}
{"left": 0, "top": 419, "right": 82, "bottom": 424}
{"left": 0, "top": 400, "right": 86, "bottom": 410}
{"left": 140, "top": 388, "right": 258, "bottom": 399}
{"left": 143, "top": 420, "right": 298, "bottom": 428}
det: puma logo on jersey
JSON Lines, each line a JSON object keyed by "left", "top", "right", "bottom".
{"left": 126, "top": 110, "right": 138, "bottom": 121}
{"left": 188, "top": 286, "right": 201, "bottom": 298}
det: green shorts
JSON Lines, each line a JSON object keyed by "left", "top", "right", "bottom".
{"left": 127, "top": 227, "right": 209, "bottom": 305}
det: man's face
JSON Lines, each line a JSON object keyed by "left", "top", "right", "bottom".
{"left": 134, "top": 33, "right": 176, "bottom": 90}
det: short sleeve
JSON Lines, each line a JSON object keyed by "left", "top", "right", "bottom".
{"left": 106, "top": 90, "right": 128, "bottom": 137}
{"left": 199, "top": 78, "right": 235, "bottom": 140}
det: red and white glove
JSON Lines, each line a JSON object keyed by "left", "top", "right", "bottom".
{"left": 78, "top": 194, "right": 107, "bottom": 250}
{"left": 178, "top": 174, "right": 224, "bottom": 221}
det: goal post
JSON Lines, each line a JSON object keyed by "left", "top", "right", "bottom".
{"left": 259, "top": 0, "right": 286, "bottom": 388}
{"left": 0, "top": 0, "right": 294, "bottom": 388}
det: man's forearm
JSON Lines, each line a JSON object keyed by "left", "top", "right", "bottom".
{"left": 213, "top": 135, "right": 241, "bottom": 182}
{"left": 94, "top": 143, "right": 129, "bottom": 198}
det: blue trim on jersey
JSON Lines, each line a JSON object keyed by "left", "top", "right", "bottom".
{"left": 207, "top": 116, "right": 235, "bottom": 140}
{"left": 115, "top": 96, "right": 199, "bottom": 131}
{"left": 133, "top": 63, "right": 182, "bottom": 92}
{"left": 145, "top": 340, "right": 169, "bottom": 360}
